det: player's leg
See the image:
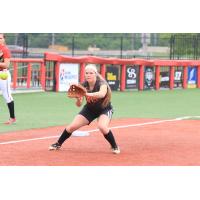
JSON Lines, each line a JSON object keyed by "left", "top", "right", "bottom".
{"left": 97, "top": 110, "right": 120, "bottom": 154}
{"left": 57, "top": 114, "right": 89, "bottom": 145}
{"left": 49, "top": 114, "right": 89, "bottom": 150}
{"left": 0, "top": 74, "right": 16, "bottom": 124}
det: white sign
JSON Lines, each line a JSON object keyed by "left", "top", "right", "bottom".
{"left": 59, "top": 63, "right": 79, "bottom": 91}
{"left": 174, "top": 71, "right": 182, "bottom": 81}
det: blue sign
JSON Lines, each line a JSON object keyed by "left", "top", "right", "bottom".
{"left": 188, "top": 66, "right": 197, "bottom": 84}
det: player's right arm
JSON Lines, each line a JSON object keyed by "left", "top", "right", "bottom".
{"left": 75, "top": 97, "right": 83, "bottom": 107}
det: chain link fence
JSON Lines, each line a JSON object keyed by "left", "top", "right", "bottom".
{"left": 5, "top": 33, "right": 200, "bottom": 60}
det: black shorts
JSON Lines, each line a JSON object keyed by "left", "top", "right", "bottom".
{"left": 79, "top": 105, "right": 113, "bottom": 124}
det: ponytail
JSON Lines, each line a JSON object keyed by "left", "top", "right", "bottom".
{"left": 96, "top": 73, "right": 111, "bottom": 108}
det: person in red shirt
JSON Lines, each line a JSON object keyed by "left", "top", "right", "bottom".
{"left": 0, "top": 33, "right": 16, "bottom": 124}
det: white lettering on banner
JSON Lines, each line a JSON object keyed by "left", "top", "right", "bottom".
{"left": 127, "top": 79, "right": 136, "bottom": 84}
{"left": 59, "top": 63, "right": 79, "bottom": 92}
{"left": 108, "top": 81, "right": 115, "bottom": 85}
{"left": 161, "top": 77, "right": 169, "bottom": 81}
{"left": 174, "top": 71, "right": 182, "bottom": 81}
{"left": 127, "top": 68, "right": 136, "bottom": 78}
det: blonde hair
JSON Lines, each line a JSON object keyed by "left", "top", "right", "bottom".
{"left": 85, "top": 64, "right": 98, "bottom": 73}
{"left": 96, "top": 73, "right": 112, "bottom": 109}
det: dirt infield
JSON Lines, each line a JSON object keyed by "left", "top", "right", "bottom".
{"left": 0, "top": 118, "right": 200, "bottom": 166}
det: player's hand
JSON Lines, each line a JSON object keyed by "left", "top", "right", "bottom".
{"left": 67, "top": 84, "right": 87, "bottom": 98}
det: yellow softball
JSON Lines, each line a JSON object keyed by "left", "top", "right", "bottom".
{"left": 0, "top": 72, "right": 8, "bottom": 80}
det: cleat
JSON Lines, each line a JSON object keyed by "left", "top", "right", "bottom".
{"left": 49, "top": 142, "right": 61, "bottom": 151}
{"left": 111, "top": 146, "right": 120, "bottom": 154}
{"left": 4, "top": 118, "right": 16, "bottom": 125}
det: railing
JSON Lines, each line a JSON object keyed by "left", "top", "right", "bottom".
{"left": 10, "top": 58, "right": 45, "bottom": 90}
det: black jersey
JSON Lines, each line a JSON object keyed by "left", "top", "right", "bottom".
{"left": 82, "top": 78, "right": 112, "bottom": 113}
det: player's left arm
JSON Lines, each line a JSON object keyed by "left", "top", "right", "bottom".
{"left": 86, "top": 84, "right": 107, "bottom": 99}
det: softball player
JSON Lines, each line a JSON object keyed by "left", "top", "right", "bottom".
{"left": 0, "top": 33, "right": 16, "bottom": 124}
{"left": 49, "top": 64, "right": 120, "bottom": 154}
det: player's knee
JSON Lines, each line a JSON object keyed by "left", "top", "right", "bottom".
{"left": 98, "top": 124, "right": 108, "bottom": 134}
{"left": 66, "top": 125, "right": 76, "bottom": 133}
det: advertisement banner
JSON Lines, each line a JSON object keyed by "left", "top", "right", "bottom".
{"left": 106, "top": 66, "right": 119, "bottom": 91}
{"left": 187, "top": 66, "right": 197, "bottom": 88}
{"left": 174, "top": 70, "right": 182, "bottom": 88}
{"left": 160, "top": 71, "right": 169, "bottom": 88}
{"left": 59, "top": 63, "right": 79, "bottom": 92}
{"left": 126, "top": 65, "right": 138, "bottom": 89}
{"left": 144, "top": 66, "right": 155, "bottom": 89}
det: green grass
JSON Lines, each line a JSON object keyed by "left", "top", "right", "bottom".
{"left": 0, "top": 89, "right": 200, "bottom": 133}
{"left": 112, "top": 89, "right": 200, "bottom": 119}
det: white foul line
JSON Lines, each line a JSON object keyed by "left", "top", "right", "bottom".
{"left": 0, "top": 116, "right": 200, "bottom": 145}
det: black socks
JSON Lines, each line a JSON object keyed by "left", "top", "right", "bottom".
{"left": 58, "top": 129, "right": 72, "bottom": 145}
{"left": 104, "top": 130, "right": 118, "bottom": 149}
{"left": 7, "top": 101, "right": 15, "bottom": 118}
{"left": 57, "top": 129, "right": 117, "bottom": 148}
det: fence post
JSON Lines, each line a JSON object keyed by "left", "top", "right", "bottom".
{"left": 183, "top": 66, "right": 188, "bottom": 89}
{"left": 72, "top": 36, "right": 75, "bottom": 56}
{"left": 13, "top": 62, "right": 18, "bottom": 89}
{"left": 139, "top": 65, "right": 144, "bottom": 90}
{"left": 120, "top": 36, "right": 123, "bottom": 58}
{"left": 40, "top": 61, "right": 46, "bottom": 90}
{"left": 169, "top": 66, "right": 174, "bottom": 89}
{"left": 100, "top": 64, "right": 106, "bottom": 79}
{"left": 27, "top": 63, "right": 31, "bottom": 88}
{"left": 155, "top": 65, "right": 160, "bottom": 90}
{"left": 80, "top": 63, "right": 85, "bottom": 83}
{"left": 55, "top": 62, "right": 60, "bottom": 92}
{"left": 120, "top": 64, "right": 126, "bottom": 91}
{"left": 197, "top": 65, "right": 200, "bottom": 88}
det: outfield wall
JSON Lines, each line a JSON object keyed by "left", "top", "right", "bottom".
{"left": 9, "top": 53, "right": 200, "bottom": 91}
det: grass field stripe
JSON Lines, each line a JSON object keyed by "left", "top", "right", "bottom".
{"left": 0, "top": 116, "right": 199, "bottom": 145}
